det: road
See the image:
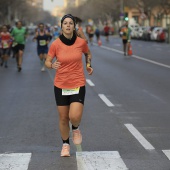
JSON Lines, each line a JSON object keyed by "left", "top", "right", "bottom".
{"left": 0, "top": 35, "right": 170, "bottom": 170}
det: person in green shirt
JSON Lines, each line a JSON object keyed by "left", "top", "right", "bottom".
{"left": 11, "top": 21, "right": 27, "bottom": 72}
{"left": 120, "top": 21, "right": 131, "bottom": 56}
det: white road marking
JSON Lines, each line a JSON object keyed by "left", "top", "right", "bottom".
{"left": 100, "top": 45, "right": 124, "bottom": 54}
{"left": 125, "top": 124, "right": 155, "bottom": 150}
{"left": 0, "top": 153, "right": 32, "bottom": 170}
{"left": 95, "top": 44, "right": 170, "bottom": 69}
{"left": 86, "top": 79, "right": 95, "bottom": 86}
{"left": 114, "top": 44, "right": 121, "bottom": 46}
{"left": 76, "top": 145, "right": 83, "bottom": 152}
{"left": 142, "top": 89, "right": 166, "bottom": 103}
{"left": 162, "top": 150, "right": 170, "bottom": 160}
{"left": 98, "top": 94, "right": 114, "bottom": 107}
{"left": 76, "top": 151, "right": 128, "bottom": 170}
{"left": 132, "top": 55, "right": 170, "bottom": 69}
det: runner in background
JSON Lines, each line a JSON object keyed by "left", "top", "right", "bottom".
{"left": 74, "top": 16, "right": 88, "bottom": 43}
{"left": 120, "top": 21, "right": 131, "bottom": 56}
{"left": 53, "top": 26, "right": 61, "bottom": 40}
{"left": 95, "top": 26, "right": 100, "bottom": 42}
{"left": 88, "top": 25, "right": 94, "bottom": 45}
{"left": 104, "top": 23, "right": 110, "bottom": 42}
{"left": 10, "top": 22, "right": 17, "bottom": 58}
{"left": 11, "top": 21, "right": 28, "bottom": 72}
{"left": 33, "top": 23, "right": 50, "bottom": 71}
{"left": 0, "top": 25, "right": 13, "bottom": 68}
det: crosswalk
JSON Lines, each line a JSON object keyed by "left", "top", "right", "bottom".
{"left": 0, "top": 151, "right": 128, "bottom": 170}
{"left": 0, "top": 153, "right": 31, "bottom": 170}
{"left": 1, "top": 149, "right": 170, "bottom": 170}
{"left": 76, "top": 151, "right": 128, "bottom": 170}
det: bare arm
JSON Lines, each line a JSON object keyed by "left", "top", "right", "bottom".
{"left": 45, "top": 55, "right": 61, "bottom": 70}
{"left": 84, "top": 49, "right": 93, "bottom": 75}
{"left": 32, "top": 32, "right": 38, "bottom": 41}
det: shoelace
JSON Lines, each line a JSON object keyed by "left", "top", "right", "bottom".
{"left": 63, "top": 145, "right": 68, "bottom": 149}
{"left": 73, "top": 131, "right": 81, "bottom": 139}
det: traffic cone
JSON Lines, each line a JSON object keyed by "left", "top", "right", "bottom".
{"left": 98, "top": 39, "right": 102, "bottom": 46}
{"left": 128, "top": 43, "right": 132, "bottom": 56}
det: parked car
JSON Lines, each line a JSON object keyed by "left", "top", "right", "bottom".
{"left": 131, "top": 27, "right": 139, "bottom": 39}
{"left": 136, "top": 26, "right": 146, "bottom": 39}
{"left": 156, "top": 28, "right": 168, "bottom": 42}
{"left": 150, "top": 27, "right": 162, "bottom": 41}
{"left": 142, "top": 26, "right": 155, "bottom": 41}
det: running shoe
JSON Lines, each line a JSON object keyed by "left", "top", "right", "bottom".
{"left": 41, "top": 66, "right": 45, "bottom": 72}
{"left": 18, "top": 67, "right": 22, "bottom": 72}
{"left": 72, "top": 129, "right": 82, "bottom": 145}
{"left": 60, "top": 144, "right": 70, "bottom": 157}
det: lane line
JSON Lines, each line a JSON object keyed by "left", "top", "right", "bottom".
{"left": 95, "top": 44, "right": 170, "bottom": 69}
{"left": 86, "top": 79, "right": 95, "bottom": 86}
{"left": 132, "top": 55, "right": 170, "bottom": 69}
{"left": 0, "top": 153, "right": 32, "bottom": 170}
{"left": 98, "top": 94, "right": 114, "bottom": 107}
{"left": 162, "top": 150, "right": 170, "bottom": 160}
{"left": 100, "top": 45, "right": 123, "bottom": 54}
{"left": 76, "top": 151, "right": 128, "bottom": 170}
{"left": 125, "top": 124, "right": 155, "bottom": 150}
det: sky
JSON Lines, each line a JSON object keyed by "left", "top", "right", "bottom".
{"left": 43, "top": 0, "right": 64, "bottom": 11}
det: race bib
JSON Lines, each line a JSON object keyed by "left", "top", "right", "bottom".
{"left": 62, "top": 87, "right": 80, "bottom": 96}
{"left": 39, "top": 40, "right": 46, "bottom": 46}
{"left": 3, "top": 42, "right": 9, "bottom": 49}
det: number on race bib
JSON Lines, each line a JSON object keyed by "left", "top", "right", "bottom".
{"left": 62, "top": 87, "right": 80, "bottom": 96}
{"left": 39, "top": 40, "right": 46, "bottom": 46}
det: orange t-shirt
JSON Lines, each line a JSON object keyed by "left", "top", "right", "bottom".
{"left": 48, "top": 37, "right": 89, "bottom": 89}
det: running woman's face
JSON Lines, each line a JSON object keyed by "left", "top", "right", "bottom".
{"left": 62, "top": 18, "right": 74, "bottom": 35}
{"left": 17, "top": 22, "right": 22, "bottom": 29}
{"left": 39, "top": 24, "right": 44, "bottom": 31}
{"left": 2, "top": 26, "right": 7, "bottom": 32}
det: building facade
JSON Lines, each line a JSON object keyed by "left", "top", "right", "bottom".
{"left": 28, "top": 0, "right": 43, "bottom": 9}
{"left": 64, "top": 0, "right": 86, "bottom": 8}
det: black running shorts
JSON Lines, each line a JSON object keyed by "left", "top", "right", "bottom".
{"left": 14, "top": 44, "right": 25, "bottom": 53}
{"left": 122, "top": 39, "right": 128, "bottom": 44}
{"left": 54, "top": 86, "right": 86, "bottom": 106}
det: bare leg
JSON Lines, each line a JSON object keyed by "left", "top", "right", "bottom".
{"left": 69, "top": 102, "right": 83, "bottom": 127}
{"left": 57, "top": 106, "right": 70, "bottom": 140}
{"left": 18, "top": 50, "right": 23, "bottom": 67}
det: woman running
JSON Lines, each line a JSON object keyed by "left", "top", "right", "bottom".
{"left": 45, "top": 14, "right": 93, "bottom": 157}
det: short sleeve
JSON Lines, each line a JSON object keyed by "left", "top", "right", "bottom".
{"left": 48, "top": 42, "right": 56, "bottom": 58}
{"left": 82, "top": 41, "right": 89, "bottom": 53}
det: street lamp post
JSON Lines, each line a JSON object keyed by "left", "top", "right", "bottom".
{"left": 167, "top": 24, "right": 170, "bottom": 43}
{"left": 120, "top": 0, "right": 124, "bottom": 25}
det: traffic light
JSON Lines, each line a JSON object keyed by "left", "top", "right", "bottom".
{"left": 124, "top": 12, "right": 129, "bottom": 21}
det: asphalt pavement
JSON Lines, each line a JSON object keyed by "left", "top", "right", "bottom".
{"left": 0, "top": 35, "right": 170, "bottom": 170}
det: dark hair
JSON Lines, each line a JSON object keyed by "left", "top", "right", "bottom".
{"left": 39, "top": 23, "right": 44, "bottom": 26}
{"left": 17, "top": 21, "right": 22, "bottom": 25}
{"left": 2, "top": 25, "right": 7, "bottom": 28}
{"left": 61, "top": 14, "right": 76, "bottom": 28}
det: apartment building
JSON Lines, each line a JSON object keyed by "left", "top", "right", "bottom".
{"left": 28, "top": 0, "right": 43, "bottom": 9}
{"left": 127, "top": 5, "right": 170, "bottom": 27}
{"left": 64, "top": 0, "right": 86, "bottom": 8}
